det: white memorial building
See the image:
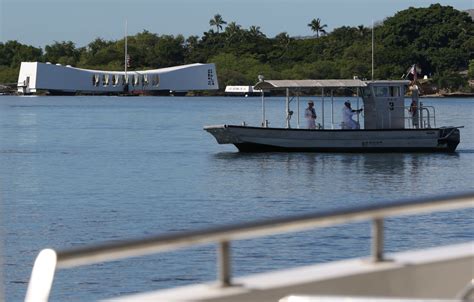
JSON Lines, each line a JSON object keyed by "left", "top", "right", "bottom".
{"left": 17, "top": 62, "right": 219, "bottom": 95}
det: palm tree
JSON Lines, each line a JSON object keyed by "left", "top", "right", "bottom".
{"left": 248, "top": 25, "right": 265, "bottom": 38}
{"left": 225, "top": 22, "right": 241, "bottom": 35}
{"left": 275, "top": 32, "right": 291, "bottom": 48}
{"left": 357, "top": 25, "right": 369, "bottom": 38}
{"left": 185, "top": 35, "right": 199, "bottom": 49}
{"left": 209, "top": 14, "right": 227, "bottom": 33}
{"left": 225, "top": 22, "right": 243, "bottom": 44}
{"left": 308, "top": 18, "right": 327, "bottom": 38}
{"left": 274, "top": 32, "right": 291, "bottom": 59}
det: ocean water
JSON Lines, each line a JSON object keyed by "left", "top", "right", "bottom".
{"left": 0, "top": 95, "right": 473, "bottom": 301}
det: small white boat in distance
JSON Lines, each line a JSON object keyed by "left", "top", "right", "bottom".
{"left": 225, "top": 85, "right": 263, "bottom": 96}
{"left": 204, "top": 79, "right": 461, "bottom": 153}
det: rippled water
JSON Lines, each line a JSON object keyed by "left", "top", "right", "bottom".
{"left": 0, "top": 95, "right": 473, "bottom": 301}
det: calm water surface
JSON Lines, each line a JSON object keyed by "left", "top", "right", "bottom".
{"left": 0, "top": 95, "right": 473, "bottom": 301}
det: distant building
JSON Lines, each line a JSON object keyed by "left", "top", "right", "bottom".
{"left": 17, "top": 62, "right": 219, "bottom": 95}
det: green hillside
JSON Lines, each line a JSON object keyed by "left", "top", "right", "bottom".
{"left": 0, "top": 4, "right": 472, "bottom": 92}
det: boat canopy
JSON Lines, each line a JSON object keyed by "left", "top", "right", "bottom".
{"left": 251, "top": 78, "right": 415, "bottom": 130}
{"left": 253, "top": 79, "right": 367, "bottom": 90}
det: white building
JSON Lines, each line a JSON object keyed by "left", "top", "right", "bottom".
{"left": 17, "top": 62, "right": 219, "bottom": 95}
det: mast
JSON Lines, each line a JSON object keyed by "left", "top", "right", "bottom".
{"left": 124, "top": 19, "right": 128, "bottom": 84}
{"left": 258, "top": 75, "right": 267, "bottom": 127}
{"left": 371, "top": 20, "right": 374, "bottom": 81}
{"left": 330, "top": 89, "right": 334, "bottom": 129}
{"left": 261, "top": 90, "right": 266, "bottom": 127}
{"left": 321, "top": 88, "right": 325, "bottom": 129}
{"left": 285, "top": 88, "right": 290, "bottom": 128}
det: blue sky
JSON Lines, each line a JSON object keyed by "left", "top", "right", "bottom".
{"left": 1, "top": 0, "right": 472, "bottom": 48}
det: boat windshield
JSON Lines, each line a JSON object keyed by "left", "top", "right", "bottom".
{"left": 390, "top": 86, "right": 400, "bottom": 97}
{"left": 361, "top": 87, "right": 372, "bottom": 97}
{"left": 375, "top": 87, "right": 389, "bottom": 97}
{"left": 372, "top": 86, "right": 401, "bottom": 97}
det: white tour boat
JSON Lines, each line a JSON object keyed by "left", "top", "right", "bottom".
{"left": 204, "top": 79, "right": 461, "bottom": 152}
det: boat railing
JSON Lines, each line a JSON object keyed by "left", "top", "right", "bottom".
{"left": 388, "top": 105, "right": 437, "bottom": 129}
{"left": 25, "top": 192, "right": 474, "bottom": 302}
{"left": 420, "top": 105, "right": 436, "bottom": 128}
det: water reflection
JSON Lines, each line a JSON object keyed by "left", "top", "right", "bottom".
{"left": 211, "top": 151, "right": 464, "bottom": 206}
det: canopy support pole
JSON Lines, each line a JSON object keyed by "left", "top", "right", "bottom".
{"left": 297, "top": 90, "right": 300, "bottom": 129}
{"left": 321, "top": 88, "right": 325, "bottom": 129}
{"left": 286, "top": 88, "right": 290, "bottom": 128}
{"left": 331, "top": 89, "right": 334, "bottom": 129}
{"left": 261, "top": 90, "right": 266, "bottom": 127}
{"left": 356, "top": 88, "right": 360, "bottom": 126}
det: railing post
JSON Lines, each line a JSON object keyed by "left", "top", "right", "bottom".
{"left": 25, "top": 249, "right": 57, "bottom": 302}
{"left": 218, "top": 241, "right": 232, "bottom": 287}
{"left": 419, "top": 101, "right": 424, "bottom": 129}
{"left": 371, "top": 218, "right": 384, "bottom": 262}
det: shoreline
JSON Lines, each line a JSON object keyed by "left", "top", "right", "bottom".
{"left": 2, "top": 93, "right": 473, "bottom": 98}
{"left": 421, "top": 92, "right": 474, "bottom": 98}
{"left": 1, "top": 89, "right": 474, "bottom": 98}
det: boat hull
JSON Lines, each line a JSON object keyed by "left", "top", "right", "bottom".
{"left": 204, "top": 125, "right": 460, "bottom": 153}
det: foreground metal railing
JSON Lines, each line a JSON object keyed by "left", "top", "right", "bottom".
{"left": 25, "top": 192, "right": 474, "bottom": 302}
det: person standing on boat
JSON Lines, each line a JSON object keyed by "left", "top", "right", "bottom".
{"left": 409, "top": 99, "right": 419, "bottom": 128}
{"left": 342, "top": 101, "right": 362, "bottom": 129}
{"left": 305, "top": 100, "right": 317, "bottom": 129}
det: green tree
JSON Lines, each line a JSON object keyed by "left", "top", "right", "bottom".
{"left": 248, "top": 26, "right": 265, "bottom": 39}
{"left": 308, "top": 18, "right": 327, "bottom": 38}
{"left": 148, "top": 35, "right": 185, "bottom": 68}
{"left": 209, "top": 14, "right": 227, "bottom": 33}
{"left": 357, "top": 25, "right": 369, "bottom": 38}
{"left": 379, "top": 4, "right": 473, "bottom": 77}
{"left": 469, "top": 60, "right": 474, "bottom": 79}
{"left": 224, "top": 22, "right": 243, "bottom": 41}
{"left": 87, "top": 38, "right": 113, "bottom": 55}
{"left": 44, "top": 41, "right": 81, "bottom": 66}
{"left": 210, "top": 53, "right": 278, "bottom": 86}
{"left": 0, "top": 41, "right": 43, "bottom": 67}
{"left": 433, "top": 72, "right": 466, "bottom": 92}
{"left": 0, "top": 41, "right": 43, "bottom": 83}
{"left": 269, "top": 32, "right": 292, "bottom": 62}
{"left": 184, "top": 35, "right": 204, "bottom": 63}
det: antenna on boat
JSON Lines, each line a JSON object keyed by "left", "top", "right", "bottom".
{"left": 124, "top": 19, "right": 128, "bottom": 85}
{"left": 258, "top": 75, "right": 268, "bottom": 128}
{"left": 371, "top": 20, "right": 374, "bottom": 81}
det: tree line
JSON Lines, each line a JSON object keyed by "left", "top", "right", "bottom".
{"left": 0, "top": 4, "right": 472, "bottom": 92}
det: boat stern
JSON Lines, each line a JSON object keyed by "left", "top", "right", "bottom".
{"left": 438, "top": 127, "right": 461, "bottom": 152}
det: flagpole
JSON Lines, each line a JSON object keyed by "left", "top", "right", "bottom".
{"left": 371, "top": 20, "right": 374, "bottom": 81}
{"left": 125, "top": 19, "right": 128, "bottom": 84}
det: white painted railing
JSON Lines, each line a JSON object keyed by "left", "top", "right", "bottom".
{"left": 25, "top": 192, "right": 474, "bottom": 302}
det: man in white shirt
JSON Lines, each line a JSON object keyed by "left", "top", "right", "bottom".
{"left": 305, "top": 100, "right": 317, "bottom": 129}
{"left": 342, "top": 101, "right": 363, "bottom": 129}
